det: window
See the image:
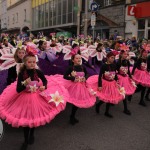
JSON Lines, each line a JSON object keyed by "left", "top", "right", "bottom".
{"left": 148, "top": 29, "right": 150, "bottom": 39}
{"left": 62, "top": 0, "right": 67, "bottom": 24}
{"left": 104, "top": 0, "right": 111, "bottom": 6}
{"left": 137, "top": 19, "right": 150, "bottom": 40}
{"left": 12, "top": 14, "right": 15, "bottom": 24}
{"left": 24, "top": 9, "right": 26, "bottom": 22}
{"left": 138, "top": 19, "right": 145, "bottom": 30}
{"left": 45, "top": 2, "right": 49, "bottom": 27}
{"left": 16, "top": 13, "right": 18, "bottom": 23}
{"left": 138, "top": 31, "right": 144, "bottom": 40}
{"left": 148, "top": 19, "right": 150, "bottom": 27}
{"left": 8, "top": 16, "right": 9, "bottom": 26}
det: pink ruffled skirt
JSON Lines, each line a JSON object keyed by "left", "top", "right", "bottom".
{"left": 87, "top": 75, "right": 125, "bottom": 104}
{"left": 132, "top": 69, "right": 150, "bottom": 87}
{"left": 0, "top": 78, "right": 68, "bottom": 128}
{"left": 118, "top": 75, "right": 136, "bottom": 95}
{"left": 48, "top": 75, "right": 96, "bottom": 108}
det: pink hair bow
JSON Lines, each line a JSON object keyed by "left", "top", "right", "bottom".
{"left": 70, "top": 47, "right": 79, "bottom": 56}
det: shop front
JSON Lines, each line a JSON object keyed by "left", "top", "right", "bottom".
{"left": 135, "top": 2, "right": 150, "bottom": 40}
{"left": 125, "top": 1, "right": 150, "bottom": 40}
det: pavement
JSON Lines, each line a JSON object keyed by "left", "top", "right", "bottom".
{"left": 0, "top": 92, "right": 150, "bottom": 150}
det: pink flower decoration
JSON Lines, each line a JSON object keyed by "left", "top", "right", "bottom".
{"left": 120, "top": 43, "right": 129, "bottom": 51}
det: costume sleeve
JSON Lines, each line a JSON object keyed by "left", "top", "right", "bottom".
{"left": 116, "top": 60, "right": 121, "bottom": 72}
{"left": 36, "top": 69, "right": 47, "bottom": 88}
{"left": 114, "top": 64, "right": 118, "bottom": 81}
{"left": 132, "top": 59, "right": 141, "bottom": 75}
{"left": 16, "top": 72, "right": 26, "bottom": 93}
{"left": 83, "top": 67, "right": 88, "bottom": 79}
{"left": 127, "top": 61, "right": 132, "bottom": 78}
{"left": 147, "top": 57, "right": 150, "bottom": 72}
{"left": 63, "top": 67, "right": 75, "bottom": 81}
{"left": 98, "top": 64, "right": 105, "bottom": 87}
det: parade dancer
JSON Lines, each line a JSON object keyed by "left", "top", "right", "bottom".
{"left": 132, "top": 49, "right": 150, "bottom": 106}
{"left": 87, "top": 52, "right": 125, "bottom": 118}
{"left": 38, "top": 40, "right": 57, "bottom": 62}
{"left": 0, "top": 52, "right": 68, "bottom": 150}
{"left": 88, "top": 42, "right": 106, "bottom": 68}
{"left": 116, "top": 50, "right": 136, "bottom": 115}
{"left": 63, "top": 52, "right": 96, "bottom": 125}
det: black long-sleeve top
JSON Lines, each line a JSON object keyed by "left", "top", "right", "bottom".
{"left": 147, "top": 55, "right": 150, "bottom": 72}
{"left": 17, "top": 69, "right": 47, "bottom": 93}
{"left": 7, "top": 65, "right": 17, "bottom": 85}
{"left": 63, "top": 65, "right": 88, "bottom": 81}
{"left": 98, "top": 63, "right": 118, "bottom": 87}
{"left": 132, "top": 58, "right": 147, "bottom": 75}
{"left": 116, "top": 59, "right": 132, "bottom": 78}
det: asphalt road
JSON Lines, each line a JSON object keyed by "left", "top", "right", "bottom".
{"left": 0, "top": 92, "right": 150, "bottom": 150}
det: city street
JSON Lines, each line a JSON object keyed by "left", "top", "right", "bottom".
{"left": 0, "top": 0, "right": 150, "bottom": 150}
{"left": 0, "top": 92, "right": 150, "bottom": 150}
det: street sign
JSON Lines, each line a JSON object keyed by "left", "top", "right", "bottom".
{"left": 91, "top": 13, "right": 96, "bottom": 27}
{"left": 90, "top": 2, "right": 99, "bottom": 12}
{"left": 91, "top": 21, "right": 96, "bottom": 26}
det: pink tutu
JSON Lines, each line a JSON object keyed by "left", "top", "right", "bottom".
{"left": 0, "top": 79, "right": 68, "bottom": 128}
{"left": 87, "top": 75, "right": 125, "bottom": 104}
{"left": 47, "top": 75, "right": 96, "bottom": 108}
{"left": 118, "top": 75, "right": 136, "bottom": 95}
{"left": 132, "top": 69, "right": 150, "bottom": 87}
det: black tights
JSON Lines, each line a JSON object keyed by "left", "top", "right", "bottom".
{"left": 23, "top": 127, "right": 35, "bottom": 143}
{"left": 128, "top": 95, "right": 132, "bottom": 102}
{"left": 97, "top": 99, "right": 128, "bottom": 112}
{"left": 140, "top": 86, "right": 146, "bottom": 102}
{"left": 123, "top": 98, "right": 128, "bottom": 111}
{"left": 96, "top": 101, "right": 111, "bottom": 113}
{"left": 145, "top": 88, "right": 150, "bottom": 98}
{"left": 70, "top": 105, "right": 78, "bottom": 118}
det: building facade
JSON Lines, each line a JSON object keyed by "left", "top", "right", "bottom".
{"left": 6, "top": 0, "right": 32, "bottom": 34}
{"left": 31, "top": 0, "right": 78, "bottom": 35}
{"left": 125, "top": 0, "right": 150, "bottom": 40}
{"left": 0, "top": 0, "right": 7, "bottom": 32}
{"left": 80, "top": 0, "right": 126, "bottom": 39}
{"left": 0, "top": 0, "right": 2, "bottom": 32}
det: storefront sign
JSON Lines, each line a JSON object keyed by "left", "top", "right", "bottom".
{"left": 135, "top": 1, "right": 150, "bottom": 18}
{"left": 128, "top": 6, "right": 135, "bottom": 16}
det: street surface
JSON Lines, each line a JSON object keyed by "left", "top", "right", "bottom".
{"left": 0, "top": 92, "right": 150, "bottom": 150}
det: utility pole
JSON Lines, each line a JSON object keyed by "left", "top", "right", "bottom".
{"left": 84, "top": 0, "right": 88, "bottom": 37}
{"left": 77, "top": 0, "right": 82, "bottom": 36}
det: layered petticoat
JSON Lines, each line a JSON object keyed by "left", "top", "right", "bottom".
{"left": 86, "top": 75, "right": 125, "bottom": 104}
{"left": 0, "top": 76, "right": 69, "bottom": 128}
{"left": 48, "top": 75, "right": 96, "bottom": 108}
{"left": 132, "top": 68, "right": 150, "bottom": 87}
{"left": 117, "top": 75, "right": 136, "bottom": 95}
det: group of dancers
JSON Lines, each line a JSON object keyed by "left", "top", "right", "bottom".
{"left": 0, "top": 33, "right": 150, "bottom": 150}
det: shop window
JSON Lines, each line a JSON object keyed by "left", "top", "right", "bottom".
{"left": 62, "top": 14, "right": 66, "bottom": 24}
{"left": 57, "top": 15, "right": 61, "bottom": 25}
{"left": 68, "top": 13, "right": 72, "bottom": 23}
{"left": 138, "top": 19, "right": 145, "bottom": 29}
{"left": 148, "top": 29, "right": 150, "bottom": 39}
{"left": 148, "top": 19, "right": 150, "bottom": 27}
{"left": 138, "top": 31, "right": 145, "bottom": 40}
